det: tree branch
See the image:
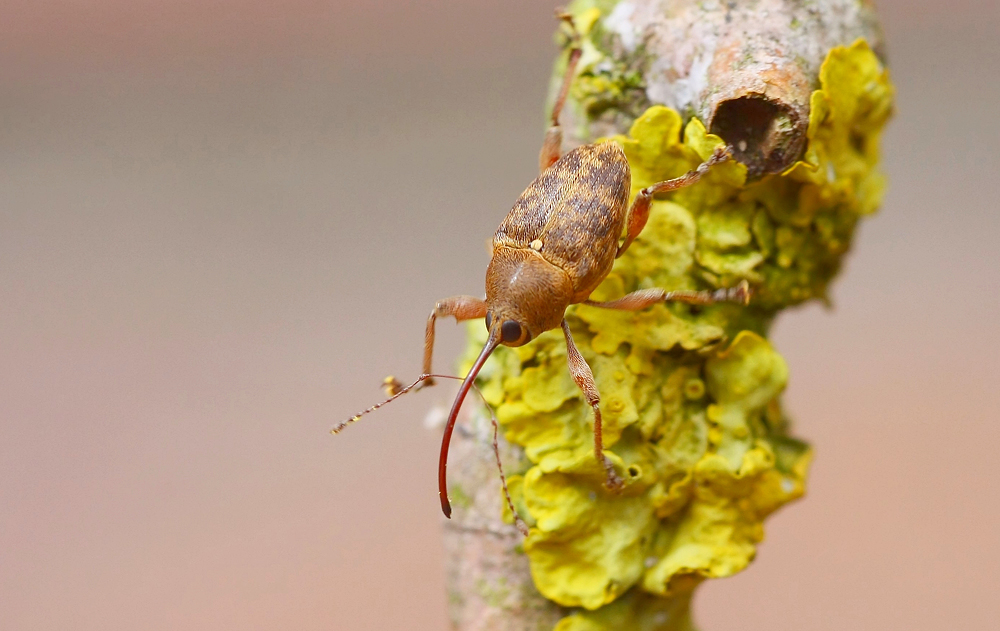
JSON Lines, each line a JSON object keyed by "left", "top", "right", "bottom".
{"left": 440, "top": 1, "right": 893, "bottom": 629}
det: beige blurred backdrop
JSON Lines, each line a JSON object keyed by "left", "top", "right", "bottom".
{"left": 2, "top": 1, "right": 999, "bottom": 629}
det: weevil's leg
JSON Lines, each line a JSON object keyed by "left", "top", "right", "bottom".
{"left": 561, "top": 320, "right": 624, "bottom": 491}
{"left": 585, "top": 280, "right": 751, "bottom": 310}
{"left": 539, "top": 14, "right": 583, "bottom": 172}
{"left": 616, "top": 146, "right": 733, "bottom": 257}
{"left": 477, "top": 380, "right": 529, "bottom": 536}
{"left": 422, "top": 296, "right": 487, "bottom": 388}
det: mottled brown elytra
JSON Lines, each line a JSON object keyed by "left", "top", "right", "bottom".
{"left": 335, "top": 13, "right": 749, "bottom": 521}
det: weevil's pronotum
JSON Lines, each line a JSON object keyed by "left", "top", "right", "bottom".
{"left": 336, "top": 14, "right": 750, "bottom": 520}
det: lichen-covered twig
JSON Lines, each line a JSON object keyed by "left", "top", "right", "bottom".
{"left": 560, "top": 0, "right": 884, "bottom": 176}
{"left": 441, "top": 1, "right": 893, "bottom": 629}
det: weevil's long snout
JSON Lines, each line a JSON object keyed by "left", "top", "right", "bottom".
{"left": 438, "top": 328, "right": 500, "bottom": 518}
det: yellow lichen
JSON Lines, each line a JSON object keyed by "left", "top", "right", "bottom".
{"left": 461, "top": 38, "right": 892, "bottom": 630}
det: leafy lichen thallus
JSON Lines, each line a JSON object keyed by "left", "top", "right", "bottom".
{"left": 335, "top": 15, "right": 750, "bottom": 523}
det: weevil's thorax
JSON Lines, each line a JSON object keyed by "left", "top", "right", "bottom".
{"left": 485, "top": 246, "right": 573, "bottom": 345}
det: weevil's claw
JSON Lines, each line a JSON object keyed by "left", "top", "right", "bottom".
{"left": 711, "top": 144, "right": 734, "bottom": 164}
{"left": 555, "top": 9, "right": 581, "bottom": 43}
{"left": 736, "top": 279, "right": 752, "bottom": 305}
{"left": 604, "top": 473, "right": 625, "bottom": 492}
{"left": 602, "top": 458, "right": 625, "bottom": 492}
{"left": 726, "top": 279, "right": 752, "bottom": 305}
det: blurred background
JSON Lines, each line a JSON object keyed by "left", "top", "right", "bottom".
{"left": 2, "top": 1, "right": 999, "bottom": 629}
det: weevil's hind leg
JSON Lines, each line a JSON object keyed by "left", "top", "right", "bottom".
{"left": 539, "top": 14, "right": 583, "bottom": 173}
{"left": 584, "top": 280, "right": 751, "bottom": 310}
{"left": 423, "top": 296, "right": 487, "bottom": 388}
{"left": 475, "top": 381, "right": 529, "bottom": 536}
{"left": 561, "top": 320, "right": 624, "bottom": 491}
{"left": 616, "top": 146, "right": 733, "bottom": 258}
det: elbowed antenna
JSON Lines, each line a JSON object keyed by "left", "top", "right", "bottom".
{"left": 438, "top": 328, "right": 501, "bottom": 518}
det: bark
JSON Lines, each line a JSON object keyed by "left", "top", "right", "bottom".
{"left": 563, "top": 0, "right": 883, "bottom": 175}
{"left": 441, "top": 405, "right": 563, "bottom": 630}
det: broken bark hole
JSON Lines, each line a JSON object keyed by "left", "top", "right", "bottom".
{"left": 710, "top": 95, "right": 805, "bottom": 177}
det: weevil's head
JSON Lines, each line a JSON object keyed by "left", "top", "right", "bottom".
{"left": 439, "top": 246, "right": 573, "bottom": 518}
{"left": 484, "top": 246, "right": 573, "bottom": 347}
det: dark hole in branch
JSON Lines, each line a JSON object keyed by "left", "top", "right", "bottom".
{"left": 710, "top": 95, "right": 805, "bottom": 177}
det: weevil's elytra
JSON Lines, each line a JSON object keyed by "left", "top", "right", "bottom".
{"left": 337, "top": 13, "right": 749, "bottom": 523}
{"left": 496, "top": 142, "right": 631, "bottom": 305}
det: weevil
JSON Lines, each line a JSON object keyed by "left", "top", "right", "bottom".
{"left": 336, "top": 14, "right": 750, "bottom": 520}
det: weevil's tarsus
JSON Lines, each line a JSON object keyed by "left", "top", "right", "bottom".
{"left": 617, "top": 145, "right": 734, "bottom": 258}
{"left": 585, "top": 279, "right": 752, "bottom": 311}
{"left": 561, "top": 320, "right": 624, "bottom": 492}
{"left": 440, "top": 329, "right": 501, "bottom": 518}
{"left": 539, "top": 12, "right": 583, "bottom": 173}
{"left": 555, "top": 9, "right": 582, "bottom": 51}
{"left": 548, "top": 45, "right": 581, "bottom": 130}
{"left": 423, "top": 295, "right": 487, "bottom": 389}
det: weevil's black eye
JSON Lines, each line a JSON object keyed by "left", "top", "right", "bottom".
{"left": 501, "top": 320, "right": 523, "bottom": 343}
{"left": 485, "top": 312, "right": 492, "bottom": 331}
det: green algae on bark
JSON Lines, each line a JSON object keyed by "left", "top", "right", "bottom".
{"left": 458, "top": 39, "right": 892, "bottom": 629}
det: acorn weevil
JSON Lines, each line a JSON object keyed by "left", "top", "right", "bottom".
{"left": 335, "top": 14, "right": 750, "bottom": 520}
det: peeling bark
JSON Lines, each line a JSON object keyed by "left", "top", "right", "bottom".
{"left": 566, "top": 0, "right": 883, "bottom": 175}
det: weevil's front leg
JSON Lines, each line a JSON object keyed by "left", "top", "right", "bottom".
{"left": 538, "top": 14, "right": 583, "bottom": 173}
{"left": 585, "top": 280, "right": 751, "bottom": 310}
{"left": 616, "top": 146, "right": 732, "bottom": 257}
{"left": 422, "top": 296, "right": 487, "bottom": 388}
{"left": 561, "top": 320, "right": 624, "bottom": 491}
